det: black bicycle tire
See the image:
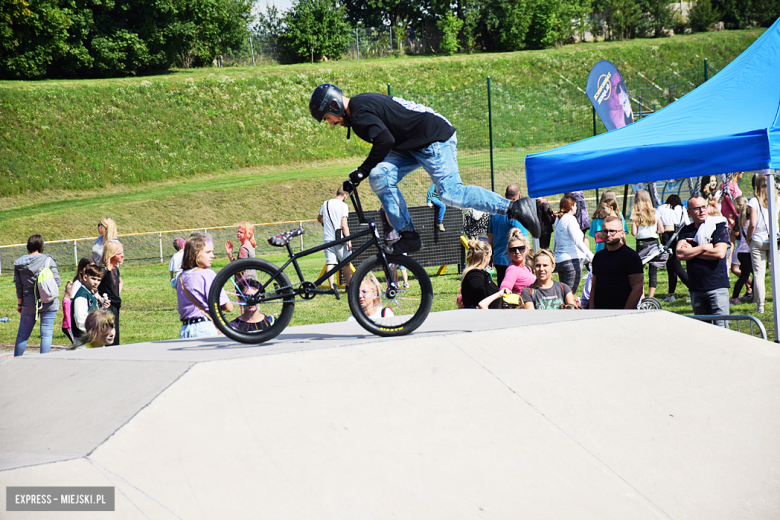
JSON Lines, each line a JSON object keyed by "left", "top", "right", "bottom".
{"left": 348, "top": 254, "right": 433, "bottom": 337}
{"left": 208, "top": 258, "right": 295, "bottom": 344}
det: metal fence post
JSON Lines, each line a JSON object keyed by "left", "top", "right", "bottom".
{"left": 74, "top": 239, "right": 78, "bottom": 266}
{"left": 159, "top": 232, "right": 163, "bottom": 263}
{"left": 249, "top": 35, "right": 255, "bottom": 66}
{"left": 592, "top": 106, "right": 597, "bottom": 136}
{"left": 487, "top": 76, "right": 495, "bottom": 193}
{"left": 389, "top": 26, "right": 393, "bottom": 55}
{"left": 299, "top": 221, "right": 304, "bottom": 251}
{"left": 704, "top": 58, "right": 708, "bottom": 81}
{"left": 356, "top": 28, "right": 360, "bottom": 60}
{"left": 387, "top": 83, "right": 392, "bottom": 96}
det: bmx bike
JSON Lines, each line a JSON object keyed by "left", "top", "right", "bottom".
{"left": 207, "top": 181, "right": 434, "bottom": 344}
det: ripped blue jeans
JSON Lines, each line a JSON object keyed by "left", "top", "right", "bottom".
{"left": 368, "top": 133, "right": 509, "bottom": 233}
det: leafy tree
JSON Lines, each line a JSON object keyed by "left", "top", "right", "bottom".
{"left": 604, "top": 0, "right": 642, "bottom": 39}
{"left": 689, "top": 0, "right": 721, "bottom": 32}
{"left": 525, "top": 0, "right": 591, "bottom": 48}
{"left": 0, "top": 0, "right": 76, "bottom": 78}
{"left": 461, "top": 0, "right": 482, "bottom": 53}
{"left": 483, "top": 0, "right": 536, "bottom": 51}
{"left": 278, "top": 0, "right": 351, "bottom": 63}
{"left": 437, "top": 10, "right": 463, "bottom": 54}
{"left": 712, "top": 0, "right": 780, "bottom": 28}
{"left": 638, "top": 0, "right": 675, "bottom": 36}
{"left": 0, "top": 0, "right": 252, "bottom": 79}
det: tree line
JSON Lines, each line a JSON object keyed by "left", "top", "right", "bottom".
{"left": 259, "top": 0, "right": 779, "bottom": 63}
{"left": 1, "top": 0, "right": 778, "bottom": 78}
{"left": 0, "top": 0, "right": 251, "bottom": 79}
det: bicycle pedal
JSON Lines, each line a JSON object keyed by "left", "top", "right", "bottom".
{"left": 332, "top": 286, "right": 340, "bottom": 301}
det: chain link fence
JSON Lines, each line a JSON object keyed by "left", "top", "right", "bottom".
{"left": 0, "top": 220, "right": 323, "bottom": 274}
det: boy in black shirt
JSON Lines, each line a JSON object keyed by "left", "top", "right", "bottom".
{"left": 309, "top": 84, "right": 540, "bottom": 254}
{"left": 590, "top": 216, "right": 644, "bottom": 309}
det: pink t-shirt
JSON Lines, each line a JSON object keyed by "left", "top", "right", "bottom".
{"left": 177, "top": 269, "right": 229, "bottom": 320}
{"left": 500, "top": 264, "right": 536, "bottom": 295}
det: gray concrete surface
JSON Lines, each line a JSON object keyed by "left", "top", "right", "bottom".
{"left": 1, "top": 310, "right": 778, "bottom": 519}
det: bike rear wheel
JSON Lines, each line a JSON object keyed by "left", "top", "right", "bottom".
{"left": 348, "top": 254, "right": 433, "bottom": 337}
{"left": 208, "top": 258, "right": 295, "bottom": 344}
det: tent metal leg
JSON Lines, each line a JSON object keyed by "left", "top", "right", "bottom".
{"left": 766, "top": 170, "right": 779, "bottom": 342}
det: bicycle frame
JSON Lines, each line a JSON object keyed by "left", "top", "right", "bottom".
{"left": 251, "top": 186, "right": 398, "bottom": 303}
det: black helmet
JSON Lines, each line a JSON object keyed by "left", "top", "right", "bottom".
{"left": 309, "top": 84, "right": 345, "bottom": 122}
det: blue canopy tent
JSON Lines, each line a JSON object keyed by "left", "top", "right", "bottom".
{"left": 525, "top": 17, "right": 780, "bottom": 339}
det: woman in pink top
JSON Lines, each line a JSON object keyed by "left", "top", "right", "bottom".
{"left": 499, "top": 229, "right": 536, "bottom": 296}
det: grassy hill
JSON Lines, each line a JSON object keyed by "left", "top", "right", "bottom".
{"left": 0, "top": 29, "right": 763, "bottom": 204}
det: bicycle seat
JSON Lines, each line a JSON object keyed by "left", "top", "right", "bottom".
{"left": 268, "top": 228, "right": 305, "bottom": 247}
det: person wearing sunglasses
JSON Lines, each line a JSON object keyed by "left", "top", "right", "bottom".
{"left": 589, "top": 216, "right": 644, "bottom": 310}
{"left": 677, "top": 196, "right": 731, "bottom": 325}
{"left": 499, "top": 229, "right": 535, "bottom": 297}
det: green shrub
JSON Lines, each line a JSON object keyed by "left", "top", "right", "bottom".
{"left": 437, "top": 11, "right": 464, "bottom": 55}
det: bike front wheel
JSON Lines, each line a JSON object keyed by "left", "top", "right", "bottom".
{"left": 208, "top": 258, "right": 295, "bottom": 344}
{"left": 348, "top": 254, "right": 433, "bottom": 337}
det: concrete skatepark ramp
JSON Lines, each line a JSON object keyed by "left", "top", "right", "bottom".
{"left": 1, "top": 310, "right": 779, "bottom": 518}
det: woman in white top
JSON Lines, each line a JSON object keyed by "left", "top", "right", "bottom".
{"left": 92, "top": 216, "right": 118, "bottom": 264}
{"left": 631, "top": 189, "right": 664, "bottom": 299}
{"left": 745, "top": 175, "right": 780, "bottom": 313}
{"left": 656, "top": 194, "right": 690, "bottom": 302}
{"left": 552, "top": 194, "right": 593, "bottom": 294}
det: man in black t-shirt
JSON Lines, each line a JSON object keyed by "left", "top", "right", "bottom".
{"left": 676, "top": 196, "right": 730, "bottom": 327}
{"left": 590, "top": 216, "right": 644, "bottom": 309}
{"left": 309, "top": 84, "right": 540, "bottom": 255}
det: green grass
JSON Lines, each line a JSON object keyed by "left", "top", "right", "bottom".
{"left": 0, "top": 29, "right": 763, "bottom": 197}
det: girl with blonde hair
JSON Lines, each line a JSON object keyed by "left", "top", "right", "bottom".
{"left": 347, "top": 277, "right": 395, "bottom": 322}
{"left": 631, "top": 189, "right": 663, "bottom": 298}
{"left": 521, "top": 249, "right": 576, "bottom": 309}
{"left": 460, "top": 240, "right": 508, "bottom": 309}
{"left": 589, "top": 200, "right": 618, "bottom": 253}
{"left": 499, "top": 229, "right": 535, "bottom": 296}
{"left": 98, "top": 240, "right": 124, "bottom": 345}
{"left": 68, "top": 310, "right": 116, "bottom": 349}
{"left": 177, "top": 234, "right": 233, "bottom": 338}
{"left": 92, "top": 216, "right": 119, "bottom": 263}
{"left": 746, "top": 175, "right": 780, "bottom": 313}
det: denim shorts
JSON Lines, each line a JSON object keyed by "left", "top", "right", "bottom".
{"left": 180, "top": 320, "right": 218, "bottom": 338}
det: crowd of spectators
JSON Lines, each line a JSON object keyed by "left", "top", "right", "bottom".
{"left": 8, "top": 173, "right": 776, "bottom": 353}
{"left": 460, "top": 174, "right": 777, "bottom": 328}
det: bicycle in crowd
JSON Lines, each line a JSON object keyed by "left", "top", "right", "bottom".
{"left": 207, "top": 180, "right": 434, "bottom": 344}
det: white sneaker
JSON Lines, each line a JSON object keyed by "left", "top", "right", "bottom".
{"left": 403, "top": 282, "right": 409, "bottom": 288}
{"left": 663, "top": 295, "right": 676, "bottom": 303}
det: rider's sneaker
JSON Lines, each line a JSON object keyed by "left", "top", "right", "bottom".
{"left": 403, "top": 281, "right": 410, "bottom": 288}
{"left": 663, "top": 294, "right": 676, "bottom": 303}
{"left": 729, "top": 298, "right": 740, "bottom": 305}
{"left": 384, "top": 231, "right": 422, "bottom": 255}
{"left": 438, "top": 223, "right": 446, "bottom": 232}
{"left": 507, "top": 197, "right": 541, "bottom": 238}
